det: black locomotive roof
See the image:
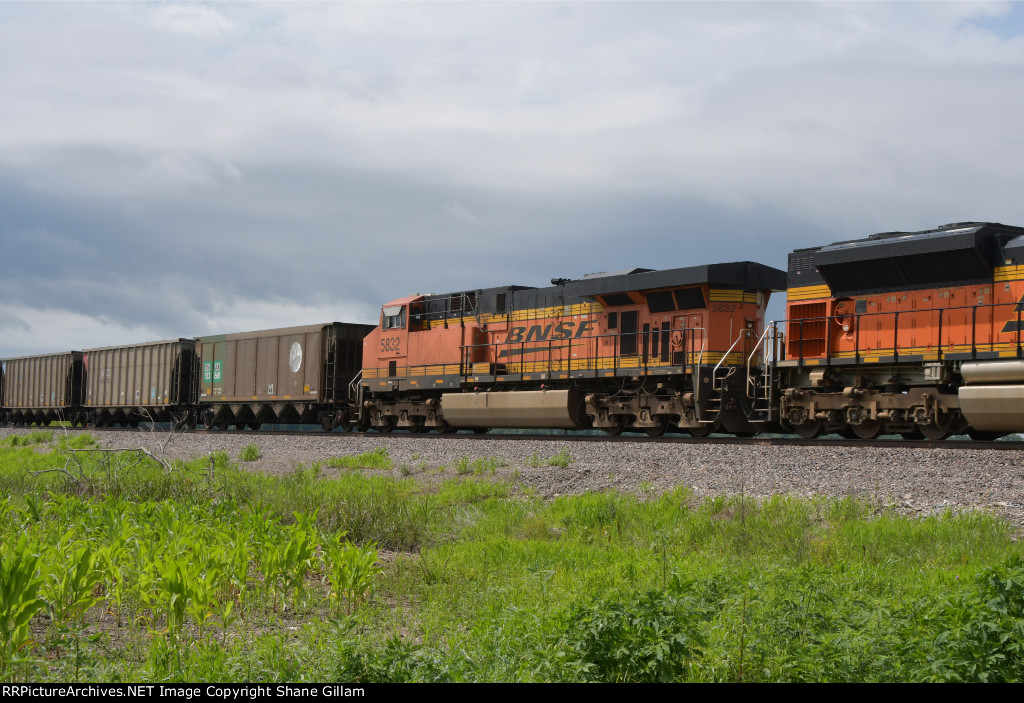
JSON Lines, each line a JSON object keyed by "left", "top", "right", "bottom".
{"left": 789, "top": 222, "right": 1024, "bottom": 295}
{"left": 419, "top": 262, "right": 786, "bottom": 317}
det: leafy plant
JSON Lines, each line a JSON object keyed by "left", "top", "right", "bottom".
{"left": 558, "top": 581, "right": 707, "bottom": 682}
{"left": 326, "top": 536, "right": 382, "bottom": 616}
{"left": 0, "top": 536, "right": 46, "bottom": 675}
{"left": 42, "top": 545, "right": 103, "bottom": 626}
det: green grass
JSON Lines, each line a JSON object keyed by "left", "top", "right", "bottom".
{"left": 326, "top": 447, "right": 393, "bottom": 470}
{"left": 0, "top": 432, "right": 1022, "bottom": 682}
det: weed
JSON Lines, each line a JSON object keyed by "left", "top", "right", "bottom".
{"left": 547, "top": 449, "right": 572, "bottom": 469}
{"left": 239, "top": 444, "right": 262, "bottom": 462}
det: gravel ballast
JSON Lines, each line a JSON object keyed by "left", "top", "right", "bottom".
{"left": 4, "top": 428, "right": 1023, "bottom": 527}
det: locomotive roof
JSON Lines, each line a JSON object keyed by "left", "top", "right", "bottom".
{"left": 410, "top": 261, "right": 786, "bottom": 317}
{"left": 788, "top": 221, "right": 1024, "bottom": 295}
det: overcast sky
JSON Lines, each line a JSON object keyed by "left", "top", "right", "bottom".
{"left": 2, "top": 1, "right": 1024, "bottom": 356}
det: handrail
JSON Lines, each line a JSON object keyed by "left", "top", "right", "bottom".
{"left": 347, "top": 370, "right": 363, "bottom": 403}
{"left": 780, "top": 298, "right": 1024, "bottom": 363}
{"left": 746, "top": 323, "right": 774, "bottom": 398}
{"left": 692, "top": 328, "right": 708, "bottom": 403}
{"left": 713, "top": 330, "right": 749, "bottom": 386}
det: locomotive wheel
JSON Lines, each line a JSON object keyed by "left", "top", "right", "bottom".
{"left": 792, "top": 420, "right": 824, "bottom": 439}
{"left": 601, "top": 424, "right": 623, "bottom": 436}
{"left": 435, "top": 420, "right": 457, "bottom": 434}
{"left": 472, "top": 427, "right": 489, "bottom": 435}
{"left": 919, "top": 413, "right": 956, "bottom": 441}
{"left": 968, "top": 429, "right": 1002, "bottom": 441}
{"left": 376, "top": 418, "right": 395, "bottom": 433}
{"left": 644, "top": 420, "right": 668, "bottom": 438}
{"left": 688, "top": 424, "right": 714, "bottom": 438}
{"left": 408, "top": 420, "right": 426, "bottom": 434}
{"left": 851, "top": 418, "right": 883, "bottom": 440}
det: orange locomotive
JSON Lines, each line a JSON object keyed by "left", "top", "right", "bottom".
{"left": 358, "top": 263, "right": 786, "bottom": 436}
{"left": 767, "top": 222, "right": 1024, "bottom": 439}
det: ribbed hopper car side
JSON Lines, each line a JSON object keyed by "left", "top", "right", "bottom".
{"left": 770, "top": 222, "right": 1024, "bottom": 439}
{"left": 195, "top": 322, "right": 374, "bottom": 430}
{"left": 0, "top": 352, "right": 85, "bottom": 426}
{"left": 357, "top": 262, "right": 787, "bottom": 436}
{"left": 83, "top": 339, "right": 197, "bottom": 427}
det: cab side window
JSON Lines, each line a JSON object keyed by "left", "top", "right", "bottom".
{"left": 383, "top": 305, "right": 406, "bottom": 330}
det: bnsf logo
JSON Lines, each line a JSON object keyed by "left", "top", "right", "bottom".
{"left": 505, "top": 320, "right": 596, "bottom": 344}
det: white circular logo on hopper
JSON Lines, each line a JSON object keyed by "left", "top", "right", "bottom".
{"left": 289, "top": 342, "right": 302, "bottom": 373}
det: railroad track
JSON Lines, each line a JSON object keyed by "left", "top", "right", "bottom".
{"left": 14, "top": 425, "right": 1024, "bottom": 451}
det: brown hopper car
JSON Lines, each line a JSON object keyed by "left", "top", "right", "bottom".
{"left": 196, "top": 322, "right": 373, "bottom": 430}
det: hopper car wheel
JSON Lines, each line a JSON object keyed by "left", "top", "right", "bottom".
{"left": 899, "top": 427, "right": 923, "bottom": 440}
{"left": 472, "top": 427, "right": 489, "bottom": 434}
{"left": 688, "top": 424, "right": 714, "bottom": 438}
{"left": 216, "top": 419, "right": 230, "bottom": 431}
{"left": 186, "top": 416, "right": 197, "bottom": 431}
{"left": 793, "top": 420, "right": 824, "bottom": 439}
{"left": 851, "top": 419, "right": 883, "bottom": 440}
{"left": 321, "top": 417, "right": 336, "bottom": 432}
{"left": 248, "top": 422, "right": 261, "bottom": 430}
{"left": 968, "top": 429, "right": 1002, "bottom": 442}
{"left": 838, "top": 426, "right": 858, "bottom": 439}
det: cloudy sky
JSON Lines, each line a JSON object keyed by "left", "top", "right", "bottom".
{"left": 2, "top": 1, "right": 1024, "bottom": 356}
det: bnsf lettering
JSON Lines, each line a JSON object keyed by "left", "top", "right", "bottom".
{"left": 505, "top": 320, "right": 596, "bottom": 344}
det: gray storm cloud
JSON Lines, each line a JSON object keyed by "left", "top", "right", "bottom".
{"left": 1, "top": 1, "right": 1023, "bottom": 356}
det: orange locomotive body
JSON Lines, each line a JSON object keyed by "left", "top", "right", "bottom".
{"left": 771, "top": 222, "right": 1024, "bottom": 439}
{"left": 359, "top": 263, "right": 786, "bottom": 436}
